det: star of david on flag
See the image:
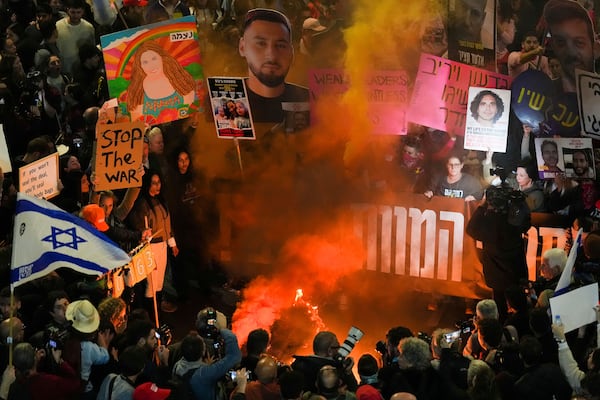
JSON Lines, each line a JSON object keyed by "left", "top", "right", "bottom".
{"left": 10, "top": 193, "right": 131, "bottom": 289}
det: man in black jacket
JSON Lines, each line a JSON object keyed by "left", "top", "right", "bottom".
{"left": 466, "top": 186, "right": 531, "bottom": 321}
{"left": 291, "top": 331, "right": 358, "bottom": 393}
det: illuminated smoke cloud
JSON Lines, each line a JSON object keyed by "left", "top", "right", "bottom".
{"left": 199, "top": 0, "right": 448, "bottom": 348}
{"left": 232, "top": 228, "right": 364, "bottom": 347}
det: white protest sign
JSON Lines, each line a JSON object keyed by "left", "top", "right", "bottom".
{"left": 577, "top": 68, "right": 600, "bottom": 140}
{"left": 0, "top": 125, "right": 11, "bottom": 173}
{"left": 18, "top": 152, "right": 59, "bottom": 199}
{"left": 464, "top": 87, "right": 511, "bottom": 152}
{"left": 550, "top": 283, "right": 598, "bottom": 333}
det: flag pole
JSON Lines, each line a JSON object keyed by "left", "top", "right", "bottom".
{"left": 233, "top": 138, "right": 244, "bottom": 180}
{"left": 147, "top": 271, "right": 161, "bottom": 366}
{"left": 8, "top": 288, "right": 14, "bottom": 367}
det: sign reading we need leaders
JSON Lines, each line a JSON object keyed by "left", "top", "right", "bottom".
{"left": 94, "top": 121, "right": 145, "bottom": 191}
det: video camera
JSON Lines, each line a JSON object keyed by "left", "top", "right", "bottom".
{"left": 196, "top": 307, "right": 224, "bottom": 359}
{"left": 489, "top": 166, "right": 508, "bottom": 183}
{"left": 45, "top": 324, "right": 70, "bottom": 351}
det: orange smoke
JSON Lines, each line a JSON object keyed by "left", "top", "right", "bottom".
{"left": 232, "top": 229, "right": 364, "bottom": 347}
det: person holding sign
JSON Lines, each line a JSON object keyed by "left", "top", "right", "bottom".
{"left": 424, "top": 155, "right": 483, "bottom": 202}
{"left": 126, "top": 40, "right": 196, "bottom": 122}
{"left": 127, "top": 170, "right": 178, "bottom": 316}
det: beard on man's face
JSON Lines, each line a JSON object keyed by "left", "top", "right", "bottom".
{"left": 249, "top": 62, "right": 287, "bottom": 88}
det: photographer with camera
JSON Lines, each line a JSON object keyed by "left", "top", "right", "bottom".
{"left": 171, "top": 307, "right": 241, "bottom": 400}
{"left": 291, "top": 330, "right": 359, "bottom": 394}
{"left": 9, "top": 341, "right": 81, "bottom": 399}
{"left": 376, "top": 326, "right": 413, "bottom": 369}
{"left": 466, "top": 185, "right": 531, "bottom": 321}
{"left": 462, "top": 299, "right": 519, "bottom": 364}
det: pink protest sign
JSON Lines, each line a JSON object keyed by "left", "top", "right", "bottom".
{"left": 308, "top": 69, "right": 350, "bottom": 102}
{"left": 366, "top": 70, "right": 408, "bottom": 135}
{"left": 407, "top": 54, "right": 510, "bottom": 136}
{"left": 309, "top": 69, "right": 408, "bottom": 135}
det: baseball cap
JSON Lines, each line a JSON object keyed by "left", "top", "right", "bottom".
{"left": 243, "top": 8, "right": 292, "bottom": 35}
{"left": 302, "top": 17, "right": 326, "bottom": 32}
{"left": 356, "top": 385, "right": 384, "bottom": 400}
{"left": 81, "top": 204, "right": 109, "bottom": 232}
{"left": 133, "top": 383, "right": 171, "bottom": 400}
{"left": 123, "top": 0, "right": 148, "bottom": 6}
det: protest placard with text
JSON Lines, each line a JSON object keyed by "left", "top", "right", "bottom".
{"left": 0, "top": 125, "right": 11, "bottom": 173}
{"left": 577, "top": 68, "right": 600, "bottom": 140}
{"left": 407, "top": 54, "right": 510, "bottom": 136}
{"left": 18, "top": 153, "right": 59, "bottom": 199}
{"left": 94, "top": 121, "right": 145, "bottom": 191}
{"left": 309, "top": 69, "right": 408, "bottom": 134}
{"left": 207, "top": 77, "right": 255, "bottom": 140}
{"left": 464, "top": 87, "right": 511, "bottom": 152}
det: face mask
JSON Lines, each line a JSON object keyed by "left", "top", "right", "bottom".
{"left": 403, "top": 153, "right": 420, "bottom": 168}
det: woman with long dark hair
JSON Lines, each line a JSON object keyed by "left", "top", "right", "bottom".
{"left": 127, "top": 170, "right": 178, "bottom": 316}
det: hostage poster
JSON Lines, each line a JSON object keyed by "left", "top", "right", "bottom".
{"left": 207, "top": 77, "right": 256, "bottom": 140}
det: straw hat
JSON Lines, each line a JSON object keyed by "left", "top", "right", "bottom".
{"left": 66, "top": 300, "right": 100, "bottom": 333}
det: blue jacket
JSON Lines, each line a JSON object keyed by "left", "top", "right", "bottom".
{"left": 190, "top": 329, "right": 242, "bottom": 400}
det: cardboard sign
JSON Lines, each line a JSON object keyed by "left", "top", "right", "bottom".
{"left": 464, "top": 87, "right": 511, "bottom": 152}
{"left": 94, "top": 121, "right": 145, "bottom": 191}
{"left": 207, "top": 77, "right": 256, "bottom": 140}
{"left": 124, "top": 245, "right": 156, "bottom": 287}
{"left": 0, "top": 125, "right": 11, "bottom": 173}
{"left": 577, "top": 68, "right": 600, "bottom": 140}
{"left": 100, "top": 16, "right": 205, "bottom": 125}
{"left": 111, "top": 272, "right": 125, "bottom": 298}
{"left": 18, "top": 153, "right": 59, "bottom": 199}
{"left": 407, "top": 54, "right": 510, "bottom": 136}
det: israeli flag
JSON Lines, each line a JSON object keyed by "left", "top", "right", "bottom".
{"left": 10, "top": 193, "right": 131, "bottom": 289}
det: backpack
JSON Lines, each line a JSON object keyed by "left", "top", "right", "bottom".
{"left": 168, "top": 368, "right": 199, "bottom": 400}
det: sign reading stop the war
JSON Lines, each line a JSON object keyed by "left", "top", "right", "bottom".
{"left": 94, "top": 121, "right": 145, "bottom": 191}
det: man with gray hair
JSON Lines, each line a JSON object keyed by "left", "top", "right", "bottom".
{"left": 380, "top": 337, "right": 444, "bottom": 398}
{"left": 291, "top": 330, "right": 358, "bottom": 393}
{"left": 532, "top": 248, "right": 568, "bottom": 306}
{"left": 11, "top": 342, "right": 81, "bottom": 398}
{"left": 463, "top": 299, "right": 499, "bottom": 359}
